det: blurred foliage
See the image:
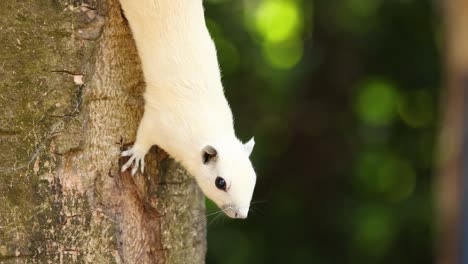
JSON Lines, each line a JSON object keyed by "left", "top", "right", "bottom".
{"left": 204, "top": 0, "right": 440, "bottom": 263}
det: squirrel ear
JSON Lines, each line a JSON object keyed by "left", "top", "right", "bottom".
{"left": 202, "top": 145, "right": 218, "bottom": 164}
{"left": 243, "top": 137, "right": 255, "bottom": 156}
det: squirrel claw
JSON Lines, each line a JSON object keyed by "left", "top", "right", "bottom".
{"left": 121, "top": 147, "right": 146, "bottom": 175}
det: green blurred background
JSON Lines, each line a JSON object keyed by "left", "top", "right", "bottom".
{"left": 204, "top": 0, "right": 440, "bottom": 263}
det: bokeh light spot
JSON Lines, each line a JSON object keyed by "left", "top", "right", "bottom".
{"left": 254, "top": 0, "right": 302, "bottom": 44}
{"left": 377, "top": 156, "right": 416, "bottom": 202}
{"left": 398, "top": 90, "right": 433, "bottom": 127}
{"left": 355, "top": 150, "right": 416, "bottom": 202}
{"left": 353, "top": 205, "right": 396, "bottom": 257}
{"left": 355, "top": 79, "right": 399, "bottom": 126}
{"left": 262, "top": 39, "right": 303, "bottom": 69}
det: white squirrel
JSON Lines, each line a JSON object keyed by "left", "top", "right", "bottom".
{"left": 119, "top": 0, "right": 257, "bottom": 219}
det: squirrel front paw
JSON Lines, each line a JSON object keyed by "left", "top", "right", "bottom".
{"left": 121, "top": 146, "right": 148, "bottom": 175}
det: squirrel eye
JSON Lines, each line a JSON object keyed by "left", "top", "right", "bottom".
{"left": 215, "top": 177, "right": 226, "bottom": 191}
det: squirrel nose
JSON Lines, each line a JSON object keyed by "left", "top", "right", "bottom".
{"left": 235, "top": 208, "right": 249, "bottom": 219}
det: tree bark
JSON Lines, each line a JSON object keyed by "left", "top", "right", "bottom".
{"left": 437, "top": 1, "right": 468, "bottom": 264}
{"left": 0, "top": 0, "right": 206, "bottom": 263}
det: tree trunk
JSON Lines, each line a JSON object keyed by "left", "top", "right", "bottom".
{"left": 437, "top": 1, "right": 468, "bottom": 264}
{"left": 0, "top": 0, "right": 206, "bottom": 263}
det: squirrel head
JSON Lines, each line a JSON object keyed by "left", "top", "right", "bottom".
{"left": 195, "top": 137, "right": 256, "bottom": 219}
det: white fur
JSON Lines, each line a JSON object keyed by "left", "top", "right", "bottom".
{"left": 119, "top": 0, "right": 256, "bottom": 219}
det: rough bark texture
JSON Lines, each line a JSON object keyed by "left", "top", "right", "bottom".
{"left": 0, "top": 0, "right": 206, "bottom": 263}
{"left": 437, "top": 1, "right": 468, "bottom": 264}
